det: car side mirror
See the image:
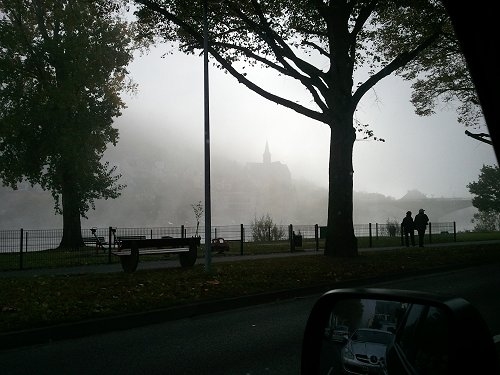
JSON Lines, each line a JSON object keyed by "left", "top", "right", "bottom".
{"left": 301, "top": 288, "right": 500, "bottom": 374}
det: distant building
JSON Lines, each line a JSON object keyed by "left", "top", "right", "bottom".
{"left": 211, "top": 142, "right": 295, "bottom": 225}
{"left": 245, "top": 141, "right": 292, "bottom": 187}
{"left": 241, "top": 142, "right": 294, "bottom": 222}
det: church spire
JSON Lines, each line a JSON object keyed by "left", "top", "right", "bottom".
{"left": 263, "top": 141, "right": 271, "bottom": 164}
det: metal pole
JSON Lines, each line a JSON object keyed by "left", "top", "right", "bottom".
{"left": 315, "top": 224, "right": 319, "bottom": 252}
{"left": 203, "top": 0, "right": 212, "bottom": 272}
{"left": 19, "top": 228, "right": 24, "bottom": 270}
{"left": 240, "top": 223, "right": 244, "bottom": 255}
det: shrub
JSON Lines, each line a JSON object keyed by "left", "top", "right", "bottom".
{"left": 472, "top": 210, "right": 500, "bottom": 232}
{"left": 251, "top": 214, "right": 286, "bottom": 242}
{"left": 385, "top": 218, "right": 400, "bottom": 237}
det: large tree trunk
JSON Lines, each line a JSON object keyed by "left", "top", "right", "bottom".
{"left": 324, "top": 120, "right": 358, "bottom": 257}
{"left": 59, "top": 180, "right": 84, "bottom": 249}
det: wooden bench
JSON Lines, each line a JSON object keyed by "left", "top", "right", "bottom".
{"left": 82, "top": 236, "right": 107, "bottom": 247}
{"left": 111, "top": 237, "right": 201, "bottom": 273}
{"left": 212, "top": 237, "right": 230, "bottom": 254}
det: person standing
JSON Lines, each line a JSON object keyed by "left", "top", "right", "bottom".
{"left": 414, "top": 209, "right": 430, "bottom": 247}
{"left": 401, "top": 211, "right": 415, "bottom": 247}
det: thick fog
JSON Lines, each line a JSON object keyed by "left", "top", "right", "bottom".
{"left": 121, "top": 45, "right": 496, "bottom": 199}
{"left": 0, "top": 44, "right": 496, "bottom": 232}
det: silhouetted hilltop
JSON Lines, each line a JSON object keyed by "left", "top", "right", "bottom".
{"left": 400, "top": 189, "right": 428, "bottom": 200}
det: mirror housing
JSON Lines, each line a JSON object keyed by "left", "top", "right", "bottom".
{"left": 301, "top": 288, "right": 499, "bottom": 374}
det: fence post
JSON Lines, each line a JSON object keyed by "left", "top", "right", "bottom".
{"left": 289, "top": 224, "right": 294, "bottom": 252}
{"left": 19, "top": 228, "right": 24, "bottom": 270}
{"left": 215, "top": 228, "right": 217, "bottom": 239}
{"left": 429, "top": 222, "right": 432, "bottom": 244}
{"left": 375, "top": 223, "right": 379, "bottom": 240}
{"left": 369, "top": 223, "right": 372, "bottom": 248}
{"left": 315, "top": 224, "right": 319, "bottom": 252}
{"left": 108, "top": 227, "right": 113, "bottom": 264}
{"left": 453, "top": 222, "right": 457, "bottom": 242}
{"left": 240, "top": 224, "right": 244, "bottom": 255}
{"left": 181, "top": 225, "right": 185, "bottom": 238}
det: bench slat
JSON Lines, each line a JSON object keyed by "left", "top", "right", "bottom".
{"left": 112, "top": 247, "right": 190, "bottom": 256}
{"left": 83, "top": 237, "right": 107, "bottom": 246}
{"left": 116, "top": 236, "right": 147, "bottom": 241}
{"left": 118, "top": 237, "right": 200, "bottom": 249}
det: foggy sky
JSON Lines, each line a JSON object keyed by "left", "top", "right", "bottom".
{"left": 117, "top": 43, "right": 497, "bottom": 200}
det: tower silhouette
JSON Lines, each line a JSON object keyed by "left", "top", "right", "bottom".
{"left": 263, "top": 141, "right": 271, "bottom": 164}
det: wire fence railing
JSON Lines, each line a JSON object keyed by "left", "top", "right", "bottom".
{"left": 0, "top": 222, "right": 458, "bottom": 272}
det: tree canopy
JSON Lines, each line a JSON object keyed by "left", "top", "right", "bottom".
{"left": 467, "top": 164, "right": 500, "bottom": 231}
{"left": 467, "top": 164, "right": 500, "bottom": 213}
{"left": 401, "top": 24, "right": 483, "bottom": 125}
{"left": 0, "top": 0, "right": 136, "bottom": 247}
{"left": 133, "top": 0, "right": 454, "bottom": 256}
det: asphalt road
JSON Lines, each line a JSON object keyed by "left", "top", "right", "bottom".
{"left": 1, "top": 263, "right": 500, "bottom": 374}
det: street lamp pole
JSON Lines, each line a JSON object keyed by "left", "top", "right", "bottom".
{"left": 203, "top": 0, "right": 212, "bottom": 272}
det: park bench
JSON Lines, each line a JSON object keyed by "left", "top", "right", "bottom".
{"left": 111, "top": 236, "right": 201, "bottom": 273}
{"left": 82, "top": 236, "right": 107, "bottom": 248}
{"left": 211, "top": 237, "right": 230, "bottom": 254}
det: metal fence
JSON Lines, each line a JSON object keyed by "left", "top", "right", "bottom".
{"left": 0, "top": 221, "right": 457, "bottom": 272}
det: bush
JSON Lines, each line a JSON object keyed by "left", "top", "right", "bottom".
{"left": 385, "top": 218, "right": 400, "bottom": 237}
{"left": 472, "top": 210, "right": 500, "bottom": 232}
{"left": 250, "top": 214, "right": 286, "bottom": 242}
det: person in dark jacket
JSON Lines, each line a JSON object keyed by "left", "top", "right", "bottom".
{"left": 401, "top": 211, "right": 415, "bottom": 247}
{"left": 414, "top": 208, "right": 430, "bottom": 247}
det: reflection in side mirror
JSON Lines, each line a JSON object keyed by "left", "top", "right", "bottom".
{"left": 301, "top": 288, "right": 500, "bottom": 375}
{"left": 321, "top": 297, "right": 407, "bottom": 374}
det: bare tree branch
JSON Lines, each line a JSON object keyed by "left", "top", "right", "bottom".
{"left": 465, "top": 130, "right": 493, "bottom": 145}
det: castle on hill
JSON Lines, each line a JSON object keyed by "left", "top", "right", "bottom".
{"left": 211, "top": 141, "right": 295, "bottom": 225}
{"left": 244, "top": 141, "right": 291, "bottom": 188}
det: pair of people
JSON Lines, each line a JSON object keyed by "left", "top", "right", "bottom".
{"left": 401, "top": 209, "right": 429, "bottom": 247}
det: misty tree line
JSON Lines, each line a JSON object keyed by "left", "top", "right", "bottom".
{"left": 0, "top": 1, "right": 489, "bottom": 254}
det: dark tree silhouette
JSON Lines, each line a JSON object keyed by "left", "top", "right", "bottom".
{"left": 0, "top": 0, "right": 136, "bottom": 247}
{"left": 133, "top": 0, "right": 453, "bottom": 256}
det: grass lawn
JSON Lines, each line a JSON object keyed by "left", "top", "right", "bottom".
{"left": 1, "top": 242, "right": 500, "bottom": 334}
